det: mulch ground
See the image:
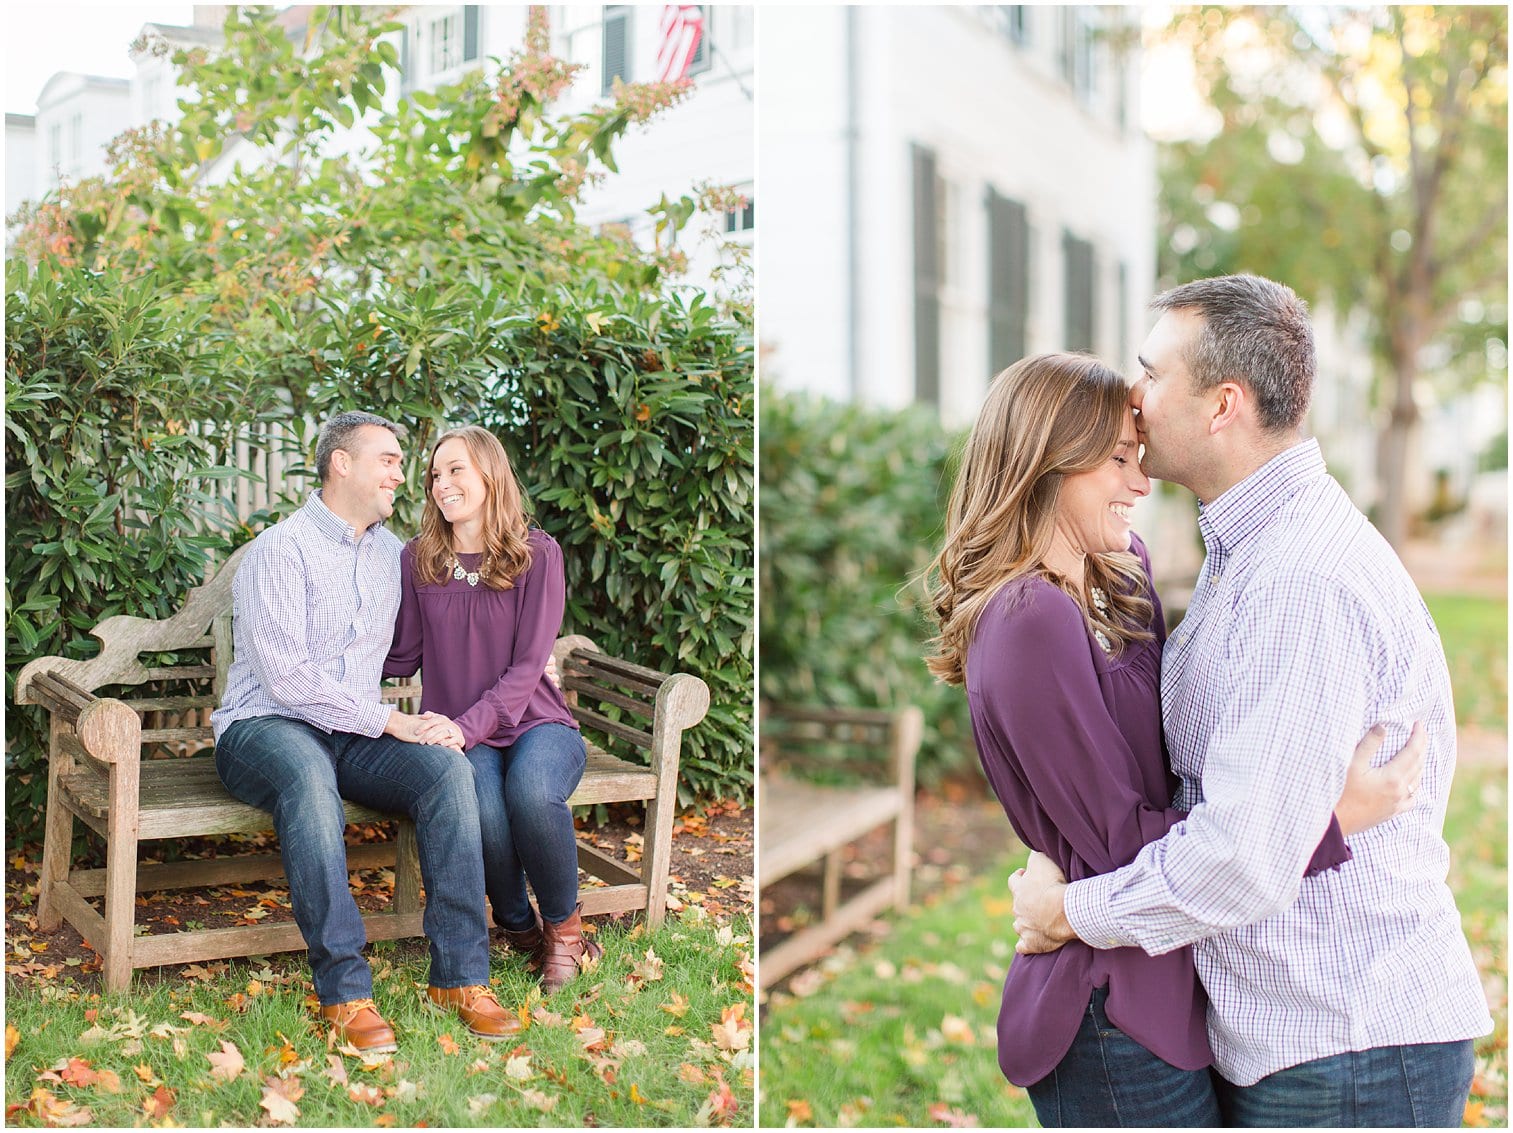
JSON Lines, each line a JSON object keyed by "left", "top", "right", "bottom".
{"left": 4, "top": 801, "right": 753, "bottom": 991}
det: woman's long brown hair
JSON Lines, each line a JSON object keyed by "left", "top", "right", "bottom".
{"left": 412, "top": 425, "right": 534, "bottom": 589}
{"left": 925, "top": 353, "right": 1152, "bottom": 686}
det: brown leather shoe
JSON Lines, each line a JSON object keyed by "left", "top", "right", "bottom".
{"left": 503, "top": 912, "right": 546, "bottom": 969}
{"left": 540, "top": 904, "right": 604, "bottom": 993}
{"left": 425, "top": 984, "right": 523, "bottom": 1040}
{"left": 317, "top": 998, "right": 397, "bottom": 1054}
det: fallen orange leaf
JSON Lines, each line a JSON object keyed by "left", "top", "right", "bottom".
{"left": 143, "top": 1084, "right": 175, "bottom": 1120}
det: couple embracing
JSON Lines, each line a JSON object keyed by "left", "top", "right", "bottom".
{"left": 928, "top": 275, "right": 1491, "bottom": 1127}
{"left": 211, "top": 414, "right": 599, "bottom": 1054}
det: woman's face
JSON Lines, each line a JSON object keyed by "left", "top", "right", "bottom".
{"left": 430, "top": 437, "right": 489, "bottom": 528}
{"left": 1053, "top": 409, "right": 1151, "bottom": 558}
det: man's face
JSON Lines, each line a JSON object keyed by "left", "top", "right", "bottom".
{"left": 341, "top": 425, "right": 405, "bottom": 527}
{"left": 1130, "top": 308, "right": 1210, "bottom": 490}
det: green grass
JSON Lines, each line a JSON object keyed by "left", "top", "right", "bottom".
{"left": 759, "top": 765, "right": 1507, "bottom": 1129}
{"left": 6, "top": 913, "right": 753, "bottom": 1127}
{"left": 1425, "top": 593, "right": 1508, "bottom": 732}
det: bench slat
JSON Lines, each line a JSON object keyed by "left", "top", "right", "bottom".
{"left": 573, "top": 708, "right": 653, "bottom": 751}
{"left": 759, "top": 779, "right": 907, "bottom": 884}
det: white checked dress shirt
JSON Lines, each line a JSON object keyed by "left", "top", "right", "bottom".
{"left": 1064, "top": 439, "right": 1491, "bottom": 1085}
{"left": 211, "top": 491, "right": 402, "bottom": 743}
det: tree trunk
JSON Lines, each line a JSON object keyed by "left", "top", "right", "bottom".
{"left": 1376, "top": 350, "right": 1420, "bottom": 550}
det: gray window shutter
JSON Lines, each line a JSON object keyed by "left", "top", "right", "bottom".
{"left": 1063, "top": 230, "right": 1096, "bottom": 352}
{"left": 399, "top": 26, "right": 411, "bottom": 92}
{"left": 987, "top": 188, "right": 1029, "bottom": 372}
{"left": 603, "top": 7, "right": 631, "bottom": 95}
{"left": 912, "top": 144, "right": 940, "bottom": 406}
{"left": 463, "top": 6, "right": 480, "bottom": 62}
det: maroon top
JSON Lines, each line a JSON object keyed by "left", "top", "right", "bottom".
{"left": 966, "top": 534, "right": 1349, "bottom": 1086}
{"left": 384, "top": 528, "right": 579, "bottom": 749}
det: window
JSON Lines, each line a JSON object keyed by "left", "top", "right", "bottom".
{"left": 724, "top": 187, "right": 754, "bottom": 234}
{"left": 688, "top": 6, "right": 712, "bottom": 77}
{"left": 1059, "top": 7, "right": 1096, "bottom": 103}
{"left": 1063, "top": 230, "right": 1096, "bottom": 352}
{"left": 428, "top": 12, "right": 461, "bottom": 74}
{"left": 602, "top": 6, "right": 632, "bottom": 95}
{"left": 987, "top": 188, "right": 1030, "bottom": 371}
{"left": 69, "top": 113, "right": 82, "bottom": 166}
{"left": 990, "top": 6, "right": 1030, "bottom": 46}
{"left": 48, "top": 122, "right": 62, "bottom": 170}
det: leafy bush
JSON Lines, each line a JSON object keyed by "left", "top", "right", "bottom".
{"left": 4, "top": 8, "right": 753, "bottom": 839}
{"left": 758, "top": 385, "right": 973, "bottom": 781}
{"left": 4, "top": 261, "right": 278, "bottom": 835}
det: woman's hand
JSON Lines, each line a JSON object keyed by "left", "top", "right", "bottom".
{"left": 412, "top": 712, "right": 466, "bottom": 752}
{"left": 1335, "top": 722, "right": 1427, "bottom": 836}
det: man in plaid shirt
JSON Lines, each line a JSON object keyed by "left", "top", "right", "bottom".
{"left": 1010, "top": 275, "right": 1491, "bottom": 1125}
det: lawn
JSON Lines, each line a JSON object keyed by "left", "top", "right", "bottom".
{"left": 760, "top": 593, "right": 1509, "bottom": 1128}
{"left": 5, "top": 911, "right": 753, "bottom": 1126}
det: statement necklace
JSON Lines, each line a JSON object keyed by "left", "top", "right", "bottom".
{"left": 1089, "top": 586, "right": 1112, "bottom": 655}
{"left": 450, "top": 555, "right": 484, "bottom": 587}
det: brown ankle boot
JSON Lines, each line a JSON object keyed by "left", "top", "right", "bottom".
{"left": 502, "top": 912, "right": 545, "bottom": 969}
{"left": 539, "top": 904, "right": 603, "bottom": 993}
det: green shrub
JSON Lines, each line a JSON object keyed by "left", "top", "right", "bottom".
{"left": 758, "top": 385, "right": 973, "bottom": 781}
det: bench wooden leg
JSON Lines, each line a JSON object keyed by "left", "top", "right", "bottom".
{"left": 892, "top": 811, "right": 913, "bottom": 909}
{"left": 822, "top": 849, "right": 842, "bottom": 919}
{"left": 37, "top": 745, "right": 74, "bottom": 933}
{"left": 392, "top": 821, "right": 420, "bottom": 916}
{"left": 102, "top": 762, "right": 142, "bottom": 993}
{"left": 641, "top": 792, "right": 677, "bottom": 929}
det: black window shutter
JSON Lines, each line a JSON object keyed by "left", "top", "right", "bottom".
{"left": 912, "top": 144, "right": 941, "bottom": 406}
{"left": 602, "top": 7, "right": 630, "bottom": 95}
{"left": 987, "top": 188, "right": 1029, "bottom": 372}
{"left": 1063, "top": 230, "right": 1096, "bottom": 352}
{"left": 463, "top": 6, "right": 479, "bottom": 62}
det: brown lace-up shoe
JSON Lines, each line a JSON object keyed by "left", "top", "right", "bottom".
{"left": 425, "top": 984, "right": 523, "bottom": 1039}
{"left": 316, "top": 998, "right": 397, "bottom": 1054}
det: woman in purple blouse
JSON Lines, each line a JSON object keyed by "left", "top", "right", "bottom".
{"left": 385, "top": 425, "right": 600, "bottom": 994}
{"left": 924, "top": 355, "right": 1415, "bottom": 1127}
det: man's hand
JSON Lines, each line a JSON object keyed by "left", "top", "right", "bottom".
{"left": 1335, "top": 721, "right": 1427, "bottom": 836}
{"left": 384, "top": 710, "right": 464, "bottom": 751}
{"left": 1008, "top": 850, "right": 1076, "bottom": 954}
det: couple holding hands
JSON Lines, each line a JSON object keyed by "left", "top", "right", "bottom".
{"left": 211, "top": 416, "right": 598, "bottom": 1054}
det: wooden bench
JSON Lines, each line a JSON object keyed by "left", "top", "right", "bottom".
{"left": 14, "top": 541, "right": 711, "bottom": 992}
{"left": 758, "top": 704, "right": 921, "bottom": 989}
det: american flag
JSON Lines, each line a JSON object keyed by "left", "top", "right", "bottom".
{"left": 655, "top": 5, "right": 704, "bottom": 83}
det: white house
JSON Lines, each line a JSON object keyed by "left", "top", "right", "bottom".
{"left": 31, "top": 72, "right": 134, "bottom": 198}
{"left": 5, "top": 113, "right": 37, "bottom": 238}
{"left": 760, "top": 5, "right": 1154, "bottom": 423}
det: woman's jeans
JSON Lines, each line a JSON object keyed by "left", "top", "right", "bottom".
{"left": 215, "top": 715, "right": 491, "bottom": 1005}
{"left": 1026, "top": 986, "right": 1222, "bottom": 1127}
{"left": 465, "top": 723, "right": 588, "bottom": 930}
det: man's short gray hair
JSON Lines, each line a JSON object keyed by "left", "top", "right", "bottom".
{"left": 1151, "top": 274, "right": 1315, "bottom": 432}
{"left": 315, "top": 411, "right": 405, "bottom": 484}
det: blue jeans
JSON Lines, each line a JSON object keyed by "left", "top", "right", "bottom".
{"left": 1026, "top": 986, "right": 1221, "bottom": 1127}
{"left": 1216, "top": 1039, "right": 1476, "bottom": 1127}
{"left": 465, "top": 723, "right": 587, "bottom": 929}
{"left": 215, "top": 715, "right": 491, "bottom": 1005}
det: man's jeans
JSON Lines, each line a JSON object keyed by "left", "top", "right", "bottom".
{"left": 1026, "top": 986, "right": 1222, "bottom": 1127}
{"left": 215, "top": 715, "right": 491, "bottom": 1005}
{"left": 1217, "top": 1039, "right": 1476, "bottom": 1127}
{"left": 465, "top": 723, "right": 587, "bottom": 929}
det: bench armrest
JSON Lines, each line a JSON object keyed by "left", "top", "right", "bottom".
{"left": 16, "top": 666, "right": 143, "bottom": 765}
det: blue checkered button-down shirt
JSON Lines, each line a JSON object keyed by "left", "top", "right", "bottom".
{"left": 211, "top": 491, "right": 401, "bottom": 742}
{"left": 1064, "top": 439, "right": 1491, "bottom": 1085}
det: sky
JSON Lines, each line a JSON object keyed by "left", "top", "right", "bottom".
{"left": 4, "top": 5, "right": 195, "bottom": 116}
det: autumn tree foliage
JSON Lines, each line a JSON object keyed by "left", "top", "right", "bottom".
{"left": 1157, "top": 5, "right": 1507, "bottom": 546}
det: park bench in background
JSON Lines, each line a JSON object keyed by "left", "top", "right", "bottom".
{"left": 14, "top": 542, "right": 710, "bottom": 992}
{"left": 758, "top": 703, "right": 921, "bottom": 990}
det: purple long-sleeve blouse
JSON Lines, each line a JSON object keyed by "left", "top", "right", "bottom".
{"left": 966, "top": 534, "right": 1349, "bottom": 1086}
{"left": 384, "top": 528, "right": 579, "bottom": 749}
